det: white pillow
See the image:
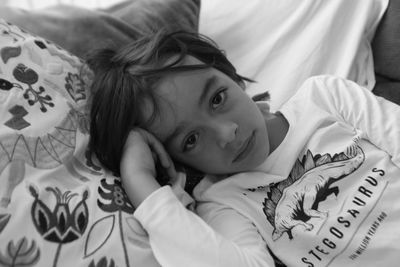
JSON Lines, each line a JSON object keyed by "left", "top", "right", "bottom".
{"left": 200, "top": 0, "right": 388, "bottom": 111}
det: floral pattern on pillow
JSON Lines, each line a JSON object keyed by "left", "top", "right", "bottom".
{"left": 0, "top": 19, "right": 160, "bottom": 267}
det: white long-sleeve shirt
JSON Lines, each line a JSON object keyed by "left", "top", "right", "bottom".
{"left": 134, "top": 75, "right": 400, "bottom": 267}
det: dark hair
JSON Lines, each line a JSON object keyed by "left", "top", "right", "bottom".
{"left": 87, "top": 31, "right": 252, "bottom": 180}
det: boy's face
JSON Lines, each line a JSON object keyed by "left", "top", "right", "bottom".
{"left": 144, "top": 56, "right": 270, "bottom": 175}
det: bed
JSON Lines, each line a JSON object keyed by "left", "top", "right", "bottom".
{"left": 0, "top": 0, "right": 399, "bottom": 266}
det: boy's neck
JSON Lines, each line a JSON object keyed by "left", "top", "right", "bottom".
{"left": 266, "top": 112, "right": 289, "bottom": 154}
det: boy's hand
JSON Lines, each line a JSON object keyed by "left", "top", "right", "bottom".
{"left": 120, "top": 128, "right": 177, "bottom": 207}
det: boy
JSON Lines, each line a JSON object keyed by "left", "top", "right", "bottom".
{"left": 89, "top": 32, "right": 400, "bottom": 267}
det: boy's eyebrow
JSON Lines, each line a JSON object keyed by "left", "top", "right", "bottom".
{"left": 165, "top": 75, "right": 217, "bottom": 146}
{"left": 198, "top": 75, "right": 217, "bottom": 107}
{"left": 164, "top": 122, "right": 186, "bottom": 146}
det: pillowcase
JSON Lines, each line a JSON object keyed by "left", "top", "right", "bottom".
{"left": 0, "top": 5, "right": 139, "bottom": 59}
{"left": 0, "top": 3, "right": 202, "bottom": 265}
{"left": 0, "top": 19, "right": 161, "bottom": 267}
{"left": 103, "top": 0, "right": 201, "bottom": 34}
{"left": 0, "top": 0, "right": 201, "bottom": 59}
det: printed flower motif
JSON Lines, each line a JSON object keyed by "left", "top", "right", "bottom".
{"left": 0, "top": 78, "right": 14, "bottom": 90}
{"left": 30, "top": 186, "right": 89, "bottom": 243}
{"left": 34, "top": 40, "right": 47, "bottom": 49}
{"left": 0, "top": 237, "right": 40, "bottom": 267}
{"left": 68, "top": 102, "right": 90, "bottom": 134}
{"left": 65, "top": 72, "right": 86, "bottom": 102}
{"left": 93, "top": 179, "right": 134, "bottom": 267}
{"left": 97, "top": 179, "right": 134, "bottom": 214}
{"left": 22, "top": 85, "right": 54, "bottom": 112}
{"left": 0, "top": 214, "right": 11, "bottom": 233}
{"left": 0, "top": 78, "right": 23, "bottom": 92}
{"left": 13, "top": 63, "right": 38, "bottom": 85}
{"left": 30, "top": 186, "right": 89, "bottom": 267}
{"left": 85, "top": 149, "right": 102, "bottom": 173}
{"left": 12, "top": 63, "right": 54, "bottom": 112}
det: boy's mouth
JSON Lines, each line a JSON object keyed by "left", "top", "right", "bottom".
{"left": 233, "top": 131, "right": 255, "bottom": 163}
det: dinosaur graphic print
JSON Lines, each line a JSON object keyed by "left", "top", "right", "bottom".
{"left": 263, "top": 143, "right": 365, "bottom": 241}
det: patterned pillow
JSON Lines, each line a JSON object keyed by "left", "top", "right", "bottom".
{"left": 0, "top": 19, "right": 159, "bottom": 267}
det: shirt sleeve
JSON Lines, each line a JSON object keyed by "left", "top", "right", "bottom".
{"left": 134, "top": 186, "right": 275, "bottom": 267}
{"left": 305, "top": 75, "right": 400, "bottom": 168}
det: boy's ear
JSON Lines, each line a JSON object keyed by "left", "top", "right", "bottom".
{"left": 256, "top": 101, "right": 270, "bottom": 116}
{"left": 238, "top": 80, "right": 246, "bottom": 90}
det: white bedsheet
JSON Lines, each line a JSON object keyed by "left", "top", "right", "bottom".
{"left": 199, "top": 0, "right": 388, "bottom": 111}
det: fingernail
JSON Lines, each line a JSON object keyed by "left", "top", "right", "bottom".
{"left": 164, "top": 160, "right": 170, "bottom": 168}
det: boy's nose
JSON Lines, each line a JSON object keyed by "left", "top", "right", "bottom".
{"left": 215, "top": 121, "right": 238, "bottom": 148}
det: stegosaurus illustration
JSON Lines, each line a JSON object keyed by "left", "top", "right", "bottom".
{"left": 262, "top": 143, "right": 365, "bottom": 241}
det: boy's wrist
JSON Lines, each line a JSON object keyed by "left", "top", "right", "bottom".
{"left": 134, "top": 186, "right": 176, "bottom": 224}
{"left": 121, "top": 170, "right": 161, "bottom": 207}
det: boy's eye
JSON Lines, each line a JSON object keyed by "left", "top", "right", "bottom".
{"left": 183, "top": 132, "right": 199, "bottom": 152}
{"left": 211, "top": 89, "right": 227, "bottom": 108}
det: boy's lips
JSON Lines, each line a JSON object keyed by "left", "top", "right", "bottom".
{"left": 233, "top": 131, "right": 255, "bottom": 163}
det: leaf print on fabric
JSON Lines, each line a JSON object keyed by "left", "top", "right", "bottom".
{"left": 64, "top": 158, "right": 91, "bottom": 183}
{"left": 34, "top": 40, "right": 47, "bottom": 49}
{"left": 126, "top": 217, "right": 151, "bottom": 249}
{"left": 0, "top": 214, "right": 11, "bottom": 233}
{"left": 84, "top": 214, "right": 115, "bottom": 257}
{"left": 125, "top": 217, "right": 147, "bottom": 237}
{"left": 12, "top": 63, "right": 54, "bottom": 112}
{"left": 96, "top": 179, "right": 134, "bottom": 267}
{"left": 97, "top": 179, "right": 134, "bottom": 214}
{"left": 0, "top": 159, "right": 25, "bottom": 208}
{"left": 64, "top": 152, "right": 102, "bottom": 182}
{"left": 0, "top": 78, "right": 23, "bottom": 91}
{"left": 0, "top": 238, "right": 40, "bottom": 267}
{"left": 67, "top": 102, "right": 90, "bottom": 134}
{"left": 65, "top": 72, "right": 86, "bottom": 103}
{"left": 85, "top": 149, "right": 102, "bottom": 174}
{"left": 0, "top": 78, "right": 14, "bottom": 90}
{"left": 0, "top": 46, "right": 21, "bottom": 64}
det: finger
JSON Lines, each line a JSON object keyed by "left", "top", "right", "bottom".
{"left": 142, "top": 130, "right": 177, "bottom": 178}
{"left": 151, "top": 151, "right": 158, "bottom": 163}
{"left": 166, "top": 162, "right": 178, "bottom": 180}
{"left": 147, "top": 135, "right": 170, "bottom": 168}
